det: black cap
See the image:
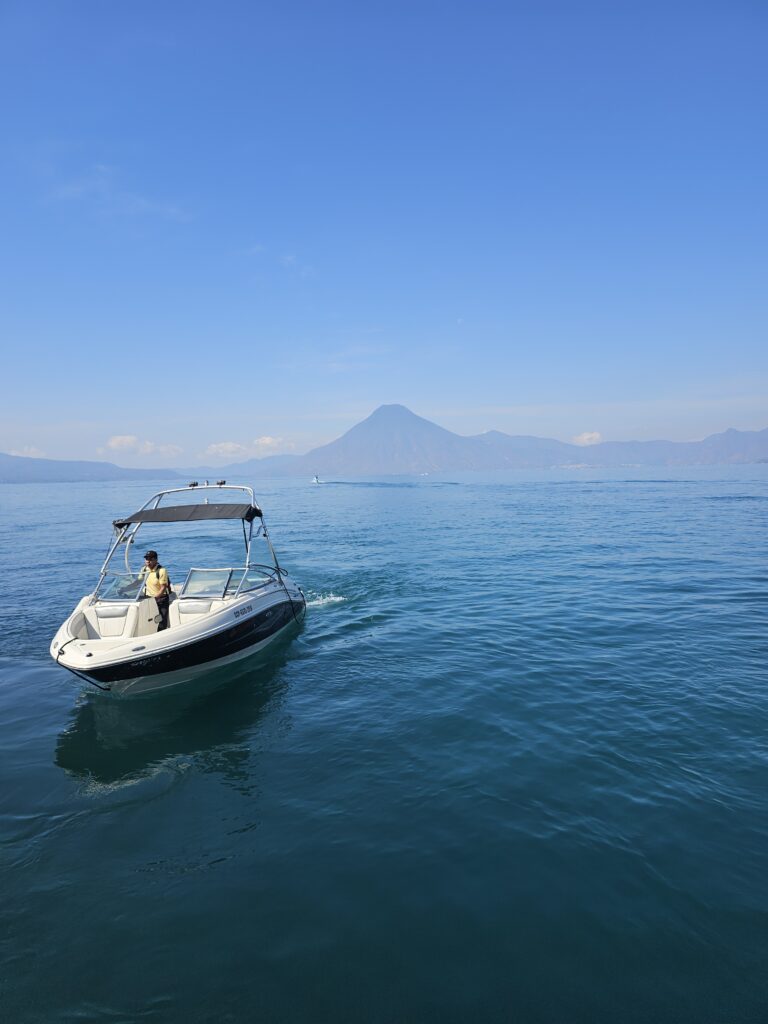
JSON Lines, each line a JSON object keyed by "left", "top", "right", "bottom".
{"left": 144, "top": 550, "right": 158, "bottom": 559}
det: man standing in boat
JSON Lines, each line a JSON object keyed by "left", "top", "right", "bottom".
{"left": 139, "top": 550, "right": 171, "bottom": 631}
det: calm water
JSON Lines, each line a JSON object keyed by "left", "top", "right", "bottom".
{"left": 1, "top": 469, "right": 767, "bottom": 1023}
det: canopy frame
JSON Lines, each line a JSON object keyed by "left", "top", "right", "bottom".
{"left": 95, "top": 483, "right": 282, "bottom": 602}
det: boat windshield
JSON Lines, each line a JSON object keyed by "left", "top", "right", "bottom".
{"left": 96, "top": 573, "right": 145, "bottom": 602}
{"left": 181, "top": 567, "right": 276, "bottom": 599}
{"left": 237, "top": 567, "right": 276, "bottom": 592}
{"left": 181, "top": 569, "right": 237, "bottom": 598}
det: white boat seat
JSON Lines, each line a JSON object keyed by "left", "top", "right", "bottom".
{"left": 95, "top": 604, "right": 130, "bottom": 618}
{"left": 178, "top": 599, "right": 212, "bottom": 615}
{"left": 89, "top": 603, "right": 135, "bottom": 638}
{"left": 167, "top": 598, "right": 223, "bottom": 629}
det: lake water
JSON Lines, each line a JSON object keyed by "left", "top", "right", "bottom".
{"left": 1, "top": 469, "right": 767, "bottom": 1023}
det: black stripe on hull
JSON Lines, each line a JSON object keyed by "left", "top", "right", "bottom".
{"left": 85, "top": 599, "right": 304, "bottom": 684}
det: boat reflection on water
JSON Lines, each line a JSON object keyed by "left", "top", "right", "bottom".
{"left": 55, "top": 643, "right": 297, "bottom": 787}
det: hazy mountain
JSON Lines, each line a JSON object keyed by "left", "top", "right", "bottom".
{"left": 3, "top": 407, "right": 768, "bottom": 482}
{"left": 471, "top": 429, "right": 578, "bottom": 467}
{"left": 0, "top": 452, "right": 181, "bottom": 484}
{"left": 214, "top": 405, "right": 768, "bottom": 476}
{"left": 296, "top": 404, "right": 507, "bottom": 474}
{"left": 571, "top": 426, "right": 768, "bottom": 467}
{"left": 213, "top": 404, "right": 514, "bottom": 476}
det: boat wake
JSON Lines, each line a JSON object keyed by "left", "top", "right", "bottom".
{"left": 305, "top": 593, "right": 346, "bottom": 608}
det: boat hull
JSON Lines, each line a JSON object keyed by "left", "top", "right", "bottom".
{"left": 53, "top": 588, "right": 305, "bottom": 698}
{"left": 103, "top": 616, "right": 302, "bottom": 697}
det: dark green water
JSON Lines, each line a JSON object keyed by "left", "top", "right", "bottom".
{"left": 1, "top": 470, "right": 767, "bottom": 1023}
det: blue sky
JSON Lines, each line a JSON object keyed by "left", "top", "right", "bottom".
{"left": 1, "top": 0, "right": 766, "bottom": 466}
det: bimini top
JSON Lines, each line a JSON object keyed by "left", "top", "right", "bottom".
{"left": 113, "top": 502, "right": 262, "bottom": 528}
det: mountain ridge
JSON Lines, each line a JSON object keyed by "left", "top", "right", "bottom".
{"left": 3, "top": 405, "right": 768, "bottom": 482}
{"left": 210, "top": 405, "right": 768, "bottom": 476}
{"left": 0, "top": 451, "right": 182, "bottom": 484}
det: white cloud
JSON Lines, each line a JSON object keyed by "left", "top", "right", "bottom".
{"left": 105, "top": 435, "right": 182, "bottom": 457}
{"left": 107, "top": 434, "right": 140, "bottom": 450}
{"left": 8, "top": 445, "right": 45, "bottom": 458}
{"left": 572, "top": 431, "right": 603, "bottom": 446}
{"left": 252, "top": 436, "right": 291, "bottom": 451}
{"left": 204, "top": 441, "right": 250, "bottom": 458}
{"left": 202, "top": 436, "right": 296, "bottom": 462}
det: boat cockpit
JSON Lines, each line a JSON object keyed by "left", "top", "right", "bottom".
{"left": 69, "top": 565, "right": 283, "bottom": 642}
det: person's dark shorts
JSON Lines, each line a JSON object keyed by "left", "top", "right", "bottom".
{"left": 156, "top": 595, "right": 170, "bottom": 631}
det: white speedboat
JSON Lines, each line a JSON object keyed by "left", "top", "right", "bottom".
{"left": 50, "top": 483, "right": 306, "bottom": 698}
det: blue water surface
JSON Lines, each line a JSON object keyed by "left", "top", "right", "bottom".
{"left": 1, "top": 468, "right": 767, "bottom": 1023}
